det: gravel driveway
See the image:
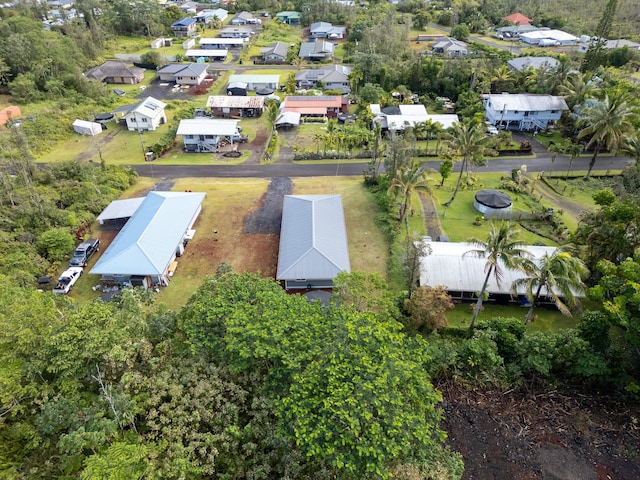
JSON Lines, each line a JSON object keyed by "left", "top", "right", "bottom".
{"left": 242, "top": 177, "right": 293, "bottom": 234}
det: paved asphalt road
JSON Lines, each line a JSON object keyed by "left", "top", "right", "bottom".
{"left": 132, "top": 154, "right": 634, "bottom": 179}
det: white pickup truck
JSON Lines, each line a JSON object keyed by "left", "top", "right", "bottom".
{"left": 53, "top": 267, "right": 83, "bottom": 295}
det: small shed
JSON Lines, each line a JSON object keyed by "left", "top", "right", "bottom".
{"left": 182, "top": 38, "right": 196, "bottom": 50}
{"left": 474, "top": 190, "right": 512, "bottom": 215}
{"left": 72, "top": 119, "right": 103, "bottom": 136}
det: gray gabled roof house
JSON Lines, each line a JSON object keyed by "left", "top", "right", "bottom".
{"left": 260, "top": 42, "right": 290, "bottom": 62}
{"left": 295, "top": 64, "right": 352, "bottom": 92}
{"left": 310, "top": 21, "right": 347, "bottom": 39}
{"left": 277, "top": 195, "right": 350, "bottom": 289}
{"left": 156, "top": 63, "right": 209, "bottom": 85}
{"left": 432, "top": 37, "right": 469, "bottom": 57}
{"left": 84, "top": 61, "right": 144, "bottom": 84}
{"left": 507, "top": 56, "right": 560, "bottom": 72}
{"left": 299, "top": 39, "right": 335, "bottom": 60}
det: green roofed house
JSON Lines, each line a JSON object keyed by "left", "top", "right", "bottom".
{"left": 227, "top": 74, "right": 280, "bottom": 91}
{"left": 276, "top": 11, "right": 301, "bottom": 25}
{"left": 91, "top": 191, "right": 205, "bottom": 289}
{"left": 277, "top": 195, "right": 351, "bottom": 289}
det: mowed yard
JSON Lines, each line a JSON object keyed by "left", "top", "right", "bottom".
{"left": 74, "top": 176, "right": 388, "bottom": 310}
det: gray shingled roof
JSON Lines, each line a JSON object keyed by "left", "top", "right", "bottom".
{"left": 277, "top": 195, "right": 350, "bottom": 281}
{"left": 260, "top": 42, "right": 289, "bottom": 58}
{"left": 84, "top": 61, "right": 144, "bottom": 81}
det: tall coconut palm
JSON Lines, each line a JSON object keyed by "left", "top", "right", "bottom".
{"left": 464, "top": 221, "right": 532, "bottom": 328}
{"left": 511, "top": 248, "right": 588, "bottom": 325}
{"left": 387, "top": 159, "right": 435, "bottom": 225}
{"left": 443, "top": 120, "right": 488, "bottom": 207}
{"left": 577, "top": 92, "right": 640, "bottom": 179}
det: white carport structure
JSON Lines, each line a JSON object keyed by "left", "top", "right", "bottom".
{"left": 419, "top": 241, "right": 564, "bottom": 302}
{"left": 277, "top": 195, "right": 350, "bottom": 289}
{"left": 96, "top": 197, "right": 145, "bottom": 226}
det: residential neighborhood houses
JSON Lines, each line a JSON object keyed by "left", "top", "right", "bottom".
{"left": 4, "top": 1, "right": 640, "bottom": 478}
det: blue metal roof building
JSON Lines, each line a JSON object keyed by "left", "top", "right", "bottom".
{"left": 91, "top": 191, "right": 205, "bottom": 287}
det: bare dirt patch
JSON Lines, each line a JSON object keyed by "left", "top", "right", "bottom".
{"left": 243, "top": 177, "right": 293, "bottom": 234}
{"left": 440, "top": 384, "right": 640, "bottom": 480}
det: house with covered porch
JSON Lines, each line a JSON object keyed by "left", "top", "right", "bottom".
{"left": 176, "top": 118, "right": 241, "bottom": 152}
{"left": 483, "top": 93, "right": 568, "bottom": 131}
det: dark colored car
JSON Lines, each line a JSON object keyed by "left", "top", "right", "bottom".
{"left": 69, "top": 238, "right": 100, "bottom": 267}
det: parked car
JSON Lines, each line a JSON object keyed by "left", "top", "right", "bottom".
{"left": 486, "top": 125, "right": 499, "bottom": 136}
{"left": 230, "top": 134, "right": 249, "bottom": 143}
{"left": 53, "top": 267, "right": 83, "bottom": 294}
{"left": 69, "top": 238, "right": 100, "bottom": 267}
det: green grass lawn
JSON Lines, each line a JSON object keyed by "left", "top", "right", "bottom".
{"left": 445, "top": 302, "right": 579, "bottom": 332}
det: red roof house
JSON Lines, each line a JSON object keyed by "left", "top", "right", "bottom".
{"left": 503, "top": 13, "right": 532, "bottom": 25}
{"left": 283, "top": 96, "right": 344, "bottom": 117}
{"left": 0, "top": 106, "right": 21, "bottom": 126}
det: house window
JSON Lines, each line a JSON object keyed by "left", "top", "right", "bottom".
{"left": 524, "top": 112, "right": 529, "bottom": 116}
{"left": 514, "top": 111, "right": 519, "bottom": 114}
{"left": 550, "top": 110, "right": 557, "bottom": 114}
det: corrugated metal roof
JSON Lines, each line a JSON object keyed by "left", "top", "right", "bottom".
{"left": 199, "top": 37, "right": 244, "bottom": 45}
{"left": 507, "top": 56, "right": 559, "bottom": 71}
{"left": 284, "top": 106, "right": 327, "bottom": 114}
{"left": 419, "top": 241, "right": 563, "bottom": 296}
{"left": 520, "top": 29, "right": 577, "bottom": 41}
{"left": 97, "top": 197, "right": 145, "bottom": 223}
{"left": 276, "top": 111, "right": 301, "bottom": 126}
{"left": 277, "top": 195, "right": 350, "bottom": 281}
{"left": 91, "top": 192, "right": 205, "bottom": 276}
{"left": 186, "top": 49, "right": 228, "bottom": 57}
{"left": 206, "top": 95, "right": 265, "bottom": 108}
{"left": 176, "top": 118, "right": 239, "bottom": 136}
{"left": 284, "top": 96, "right": 341, "bottom": 107}
{"left": 129, "top": 96, "right": 166, "bottom": 117}
{"left": 228, "top": 74, "right": 281, "bottom": 84}
{"left": 484, "top": 93, "right": 568, "bottom": 112}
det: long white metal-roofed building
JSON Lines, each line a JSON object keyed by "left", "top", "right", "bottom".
{"left": 277, "top": 195, "right": 350, "bottom": 289}
{"left": 419, "top": 241, "right": 570, "bottom": 302}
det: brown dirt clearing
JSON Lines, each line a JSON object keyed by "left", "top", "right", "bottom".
{"left": 441, "top": 384, "right": 640, "bottom": 480}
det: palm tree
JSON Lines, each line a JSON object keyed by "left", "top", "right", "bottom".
{"left": 577, "top": 92, "right": 639, "bottom": 179}
{"left": 291, "top": 56, "right": 307, "bottom": 71}
{"left": 558, "top": 72, "right": 598, "bottom": 111}
{"left": 621, "top": 134, "right": 640, "bottom": 165}
{"left": 347, "top": 67, "right": 363, "bottom": 96}
{"left": 387, "top": 159, "right": 435, "bottom": 225}
{"left": 490, "top": 65, "right": 514, "bottom": 93}
{"left": 464, "top": 221, "right": 532, "bottom": 328}
{"left": 511, "top": 248, "right": 588, "bottom": 325}
{"left": 565, "top": 142, "right": 584, "bottom": 178}
{"left": 443, "top": 120, "right": 488, "bottom": 207}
